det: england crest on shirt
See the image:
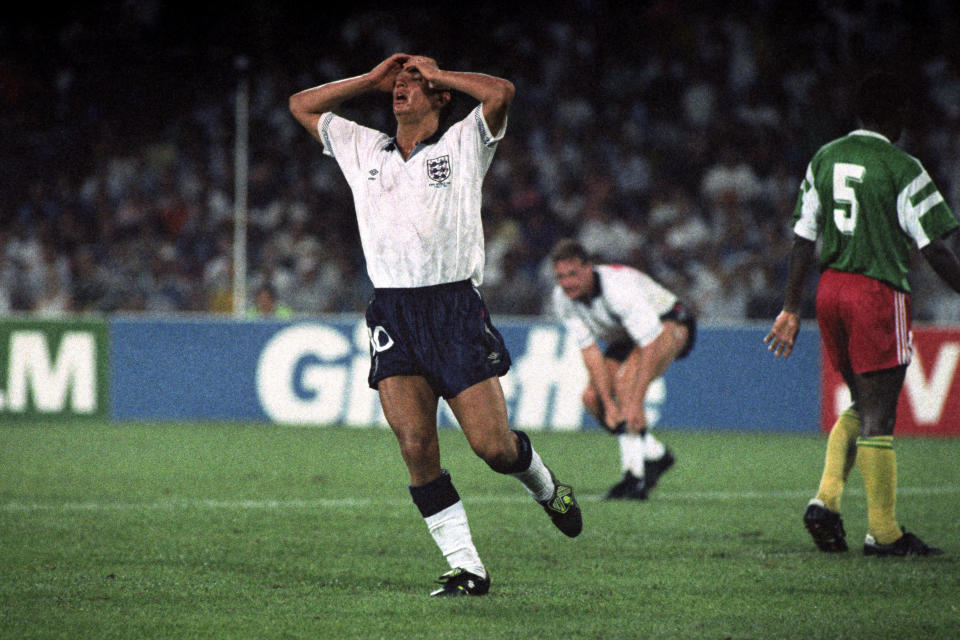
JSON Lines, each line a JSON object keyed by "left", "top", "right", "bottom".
{"left": 426, "top": 155, "right": 451, "bottom": 184}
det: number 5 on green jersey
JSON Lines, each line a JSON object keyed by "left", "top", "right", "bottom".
{"left": 791, "top": 130, "right": 959, "bottom": 292}
{"left": 833, "top": 163, "right": 865, "bottom": 235}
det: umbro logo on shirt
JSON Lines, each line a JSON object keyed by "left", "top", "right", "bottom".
{"left": 368, "top": 169, "right": 378, "bottom": 181}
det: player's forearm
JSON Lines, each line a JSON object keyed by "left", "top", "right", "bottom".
{"left": 582, "top": 346, "right": 616, "bottom": 406}
{"left": 289, "top": 75, "right": 374, "bottom": 120}
{"left": 432, "top": 70, "right": 514, "bottom": 107}
{"left": 921, "top": 236, "right": 960, "bottom": 295}
{"left": 781, "top": 235, "right": 816, "bottom": 314}
{"left": 628, "top": 344, "right": 662, "bottom": 410}
{"left": 434, "top": 70, "right": 513, "bottom": 134}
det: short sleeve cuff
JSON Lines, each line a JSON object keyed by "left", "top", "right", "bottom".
{"left": 473, "top": 105, "right": 506, "bottom": 147}
{"left": 318, "top": 112, "right": 336, "bottom": 157}
{"left": 792, "top": 219, "right": 818, "bottom": 242}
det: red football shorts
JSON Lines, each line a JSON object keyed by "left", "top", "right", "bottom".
{"left": 815, "top": 269, "right": 913, "bottom": 375}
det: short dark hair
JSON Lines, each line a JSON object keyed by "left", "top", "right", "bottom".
{"left": 854, "top": 72, "right": 906, "bottom": 134}
{"left": 550, "top": 238, "right": 591, "bottom": 264}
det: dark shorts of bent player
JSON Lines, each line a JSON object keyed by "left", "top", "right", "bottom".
{"left": 603, "top": 302, "right": 697, "bottom": 362}
{"left": 365, "top": 280, "right": 512, "bottom": 399}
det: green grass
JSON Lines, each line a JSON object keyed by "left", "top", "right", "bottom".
{"left": 2, "top": 422, "right": 958, "bottom": 639}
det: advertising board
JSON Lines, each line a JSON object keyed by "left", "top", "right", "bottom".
{"left": 110, "top": 317, "right": 821, "bottom": 432}
{"left": 0, "top": 318, "right": 109, "bottom": 420}
{"left": 821, "top": 327, "right": 960, "bottom": 435}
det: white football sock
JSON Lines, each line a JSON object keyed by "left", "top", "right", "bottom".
{"left": 618, "top": 432, "right": 646, "bottom": 477}
{"left": 511, "top": 449, "right": 556, "bottom": 502}
{"left": 424, "top": 501, "right": 485, "bottom": 577}
{"left": 643, "top": 430, "right": 666, "bottom": 460}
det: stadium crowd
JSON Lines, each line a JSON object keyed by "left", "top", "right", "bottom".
{"left": 2, "top": 1, "right": 959, "bottom": 323}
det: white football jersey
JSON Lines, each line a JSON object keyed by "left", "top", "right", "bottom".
{"left": 552, "top": 264, "right": 678, "bottom": 349}
{"left": 318, "top": 105, "right": 504, "bottom": 288}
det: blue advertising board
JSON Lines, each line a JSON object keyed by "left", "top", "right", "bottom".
{"left": 110, "top": 316, "right": 820, "bottom": 432}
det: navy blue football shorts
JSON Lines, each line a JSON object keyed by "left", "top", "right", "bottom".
{"left": 603, "top": 301, "right": 697, "bottom": 362}
{"left": 364, "top": 280, "right": 512, "bottom": 399}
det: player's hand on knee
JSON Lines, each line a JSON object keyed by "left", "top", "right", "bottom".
{"left": 602, "top": 402, "right": 623, "bottom": 432}
{"left": 606, "top": 420, "right": 627, "bottom": 435}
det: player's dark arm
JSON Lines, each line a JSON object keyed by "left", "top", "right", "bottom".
{"left": 920, "top": 234, "right": 960, "bottom": 294}
{"left": 765, "top": 234, "right": 816, "bottom": 357}
{"left": 289, "top": 53, "right": 409, "bottom": 141}
{"left": 781, "top": 234, "right": 817, "bottom": 314}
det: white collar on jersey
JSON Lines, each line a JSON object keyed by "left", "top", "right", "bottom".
{"left": 848, "top": 129, "right": 891, "bottom": 143}
{"left": 382, "top": 128, "right": 445, "bottom": 157}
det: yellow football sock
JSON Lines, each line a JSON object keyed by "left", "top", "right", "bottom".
{"left": 814, "top": 408, "right": 860, "bottom": 513}
{"left": 856, "top": 436, "right": 901, "bottom": 544}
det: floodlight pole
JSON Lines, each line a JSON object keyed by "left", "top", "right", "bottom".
{"left": 232, "top": 56, "right": 250, "bottom": 317}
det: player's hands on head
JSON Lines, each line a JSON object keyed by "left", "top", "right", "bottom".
{"left": 765, "top": 310, "right": 800, "bottom": 358}
{"left": 369, "top": 53, "right": 410, "bottom": 92}
{"left": 403, "top": 55, "right": 444, "bottom": 89}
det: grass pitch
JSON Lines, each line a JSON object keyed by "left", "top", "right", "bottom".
{"left": 2, "top": 422, "right": 958, "bottom": 639}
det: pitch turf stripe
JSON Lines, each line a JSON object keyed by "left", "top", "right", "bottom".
{"left": 0, "top": 498, "right": 378, "bottom": 512}
{"left": 2, "top": 486, "right": 958, "bottom": 513}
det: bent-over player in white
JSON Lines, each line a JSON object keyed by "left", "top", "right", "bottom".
{"left": 551, "top": 239, "right": 695, "bottom": 500}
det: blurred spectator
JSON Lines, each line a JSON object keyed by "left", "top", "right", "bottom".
{"left": 1, "top": 2, "right": 958, "bottom": 325}
{"left": 247, "top": 283, "right": 293, "bottom": 319}
{"left": 700, "top": 144, "right": 763, "bottom": 207}
{"left": 481, "top": 245, "right": 543, "bottom": 316}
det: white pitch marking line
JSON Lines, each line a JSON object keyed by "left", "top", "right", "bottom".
{"left": 1, "top": 486, "right": 957, "bottom": 513}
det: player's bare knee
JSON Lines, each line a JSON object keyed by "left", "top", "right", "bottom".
{"left": 672, "top": 322, "right": 688, "bottom": 346}
{"left": 665, "top": 322, "right": 688, "bottom": 360}
{"left": 472, "top": 437, "right": 514, "bottom": 473}
{"left": 395, "top": 433, "right": 437, "bottom": 465}
{"left": 859, "top": 414, "right": 896, "bottom": 437}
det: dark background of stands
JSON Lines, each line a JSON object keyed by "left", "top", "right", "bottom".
{"left": 2, "top": 0, "right": 959, "bottom": 322}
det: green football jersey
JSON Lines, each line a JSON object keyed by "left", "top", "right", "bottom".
{"left": 793, "top": 129, "right": 959, "bottom": 292}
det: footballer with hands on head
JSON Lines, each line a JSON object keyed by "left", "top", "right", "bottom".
{"left": 290, "top": 54, "right": 582, "bottom": 597}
